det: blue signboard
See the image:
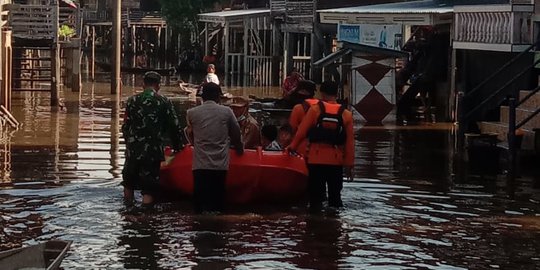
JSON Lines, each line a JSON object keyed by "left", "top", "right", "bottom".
{"left": 338, "top": 24, "right": 361, "bottom": 44}
{"left": 338, "top": 23, "right": 403, "bottom": 50}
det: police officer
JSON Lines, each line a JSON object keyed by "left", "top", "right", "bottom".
{"left": 122, "top": 71, "right": 183, "bottom": 208}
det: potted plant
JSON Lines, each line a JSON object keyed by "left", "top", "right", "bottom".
{"left": 59, "top": 24, "right": 75, "bottom": 41}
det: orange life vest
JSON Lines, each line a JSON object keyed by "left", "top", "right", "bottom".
{"left": 307, "top": 101, "right": 346, "bottom": 145}
{"left": 301, "top": 98, "right": 319, "bottom": 112}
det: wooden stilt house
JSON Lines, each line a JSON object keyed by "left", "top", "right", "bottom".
{"left": 199, "top": 9, "right": 275, "bottom": 87}
{"left": 4, "top": 0, "right": 80, "bottom": 106}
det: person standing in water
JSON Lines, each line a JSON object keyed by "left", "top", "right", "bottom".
{"left": 287, "top": 81, "right": 354, "bottom": 211}
{"left": 186, "top": 83, "right": 244, "bottom": 213}
{"left": 122, "top": 71, "right": 184, "bottom": 209}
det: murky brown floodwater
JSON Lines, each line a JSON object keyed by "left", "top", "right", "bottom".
{"left": 1, "top": 76, "right": 540, "bottom": 269}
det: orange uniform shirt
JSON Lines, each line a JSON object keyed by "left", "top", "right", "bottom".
{"left": 289, "top": 101, "right": 355, "bottom": 166}
{"left": 289, "top": 99, "right": 319, "bottom": 156}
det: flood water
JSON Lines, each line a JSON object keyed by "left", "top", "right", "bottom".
{"left": 1, "top": 77, "right": 540, "bottom": 269}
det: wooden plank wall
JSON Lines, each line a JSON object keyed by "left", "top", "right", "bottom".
{"left": 6, "top": 4, "right": 55, "bottom": 39}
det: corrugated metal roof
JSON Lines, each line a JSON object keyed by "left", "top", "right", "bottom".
{"left": 199, "top": 9, "right": 269, "bottom": 19}
{"left": 318, "top": 0, "right": 453, "bottom": 14}
{"left": 314, "top": 42, "right": 409, "bottom": 68}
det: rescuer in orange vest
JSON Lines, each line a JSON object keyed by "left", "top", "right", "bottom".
{"left": 287, "top": 81, "right": 354, "bottom": 210}
{"left": 288, "top": 80, "right": 318, "bottom": 156}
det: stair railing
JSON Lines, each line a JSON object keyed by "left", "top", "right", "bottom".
{"left": 458, "top": 41, "right": 540, "bottom": 178}
{"left": 516, "top": 84, "right": 540, "bottom": 129}
{"left": 457, "top": 41, "right": 540, "bottom": 149}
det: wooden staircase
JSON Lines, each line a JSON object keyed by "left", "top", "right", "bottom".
{"left": 478, "top": 89, "right": 540, "bottom": 151}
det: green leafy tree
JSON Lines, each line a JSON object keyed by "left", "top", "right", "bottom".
{"left": 160, "top": 0, "right": 224, "bottom": 32}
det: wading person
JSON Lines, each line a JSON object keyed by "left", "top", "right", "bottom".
{"left": 186, "top": 83, "right": 244, "bottom": 213}
{"left": 288, "top": 80, "right": 318, "bottom": 156}
{"left": 122, "top": 71, "right": 183, "bottom": 209}
{"left": 287, "top": 81, "right": 354, "bottom": 211}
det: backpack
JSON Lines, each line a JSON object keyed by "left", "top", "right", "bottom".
{"left": 308, "top": 101, "right": 346, "bottom": 145}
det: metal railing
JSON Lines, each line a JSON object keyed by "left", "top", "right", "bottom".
{"left": 457, "top": 41, "right": 540, "bottom": 177}
{"left": 516, "top": 85, "right": 540, "bottom": 129}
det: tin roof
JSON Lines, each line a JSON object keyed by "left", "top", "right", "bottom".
{"left": 318, "top": 0, "right": 453, "bottom": 14}
{"left": 314, "top": 42, "right": 409, "bottom": 68}
{"left": 199, "top": 9, "right": 270, "bottom": 23}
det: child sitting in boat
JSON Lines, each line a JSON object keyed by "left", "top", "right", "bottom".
{"left": 265, "top": 124, "right": 293, "bottom": 151}
{"left": 262, "top": 124, "right": 279, "bottom": 150}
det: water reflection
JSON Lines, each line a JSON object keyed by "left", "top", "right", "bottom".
{"left": 0, "top": 80, "right": 539, "bottom": 269}
{"left": 118, "top": 214, "right": 162, "bottom": 269}
{"left": 294, "top": 213, "right": 343, "bottom": 269}
{"left": 191, "top": 216, "right": 232, "bottom": 269}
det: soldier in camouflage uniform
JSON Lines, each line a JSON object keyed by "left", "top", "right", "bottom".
{"left": 122, "top": 71, "right": 183, "bottom": 207}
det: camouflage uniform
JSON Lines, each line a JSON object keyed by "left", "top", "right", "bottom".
{"left": 121, "top": 88, "right": 183, "bottom": 195}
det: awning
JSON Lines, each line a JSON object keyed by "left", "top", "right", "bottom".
{"left": 318, "top": 0, "right": 453, "bottom": 25}
{"left": 318, "top": 0, "right": 453, "bottom": 15}
{"left": 313, "top": 41, "right": 409, "bottom": 68}
{"left": 313, "top": 48, "right": 352, "bottom": 68}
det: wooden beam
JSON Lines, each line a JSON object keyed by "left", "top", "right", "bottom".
{"left": 91, "top": 25, "right": 95, "bottom": 81}
{"left": 111, "top": 0, "right": 121, "bottom": 94}
{"left": 224, "top": 21, "right": 229, "bottom": 86}
{"left": 0, "top": 105, "right": 18, "bottom": 129}
{"left": 51, "top": 1, "right": 60, "bottom": 107}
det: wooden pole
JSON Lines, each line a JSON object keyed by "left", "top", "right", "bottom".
{"left": 91, "top": 25, "right": 95, "bottom": 81}
{"left": 243, "top": 18, "right": 248, "bottom": 87}
{"left": 131, "top": 26, "right": 136, "bottom": 67}
{"left": 111, "top": 0, "right": 121, "bottom": 94}
{"left": 51, "top": 0, "right": 60, "bottom": 106}
{"left": 72, "top": 38, "right": 81, "bottom": 92}
{"left": 224, "top": 22, "right": 229, "bottom": 86}
{"left": 164, "top": 26, "right": 168, "bottom": 61}
{"left": 157, "top": 27, "right": 162, "bottom": 55}
{"left": 283, "top": 32, "right": 289, "bottom": 82}
{"left": 204, "top": 22, "right": 208, "bottom": 56}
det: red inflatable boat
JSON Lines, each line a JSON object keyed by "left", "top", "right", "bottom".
{"left": 160, "top": 146, "right": 309, "bottom": 204}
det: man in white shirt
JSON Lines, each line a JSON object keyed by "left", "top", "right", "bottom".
{"left": 204, "top": 64, "right": 220, "bottom": 85}
{"left": 186, "top": 83, "right": 243, "bottom": 213}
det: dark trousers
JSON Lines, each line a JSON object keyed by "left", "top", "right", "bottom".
{"left": 307, "top": 164, "right": 343, "bottom": 208}
{"left": 193, "top": 169, "right": 227, "bottom": 213}
{"left": 121, "top": 158, "right": 161, "bottom": 196}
